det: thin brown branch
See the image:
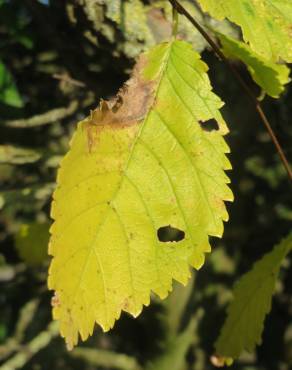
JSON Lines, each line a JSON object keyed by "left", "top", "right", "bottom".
{"left": 168, "top": 0, "right": 292, "bottom": 185}
{"left": 53, "top": 73, "right": 86, "bottom": 87}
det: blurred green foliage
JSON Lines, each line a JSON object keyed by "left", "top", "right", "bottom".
{"left": 15, "top": 222, "right": 50, "bottom": 266}
{"left": 215, "top": 233, "right": 292, "bottom": 360}
{"left": 0, "top": 61, "right": 23, "bottom": 108}
{"left": 0, "top": 1, "right": 291, "bottom": 370}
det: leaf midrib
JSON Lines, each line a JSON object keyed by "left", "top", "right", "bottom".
{"left": 66, "top": 41, "right": 174, "bottom": 326}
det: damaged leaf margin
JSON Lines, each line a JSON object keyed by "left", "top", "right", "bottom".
{"left": 85, "top": 53, "right": 160, "bottom": 151}
{"left": 48, "top": 40, "right": 233, "bottom": 349}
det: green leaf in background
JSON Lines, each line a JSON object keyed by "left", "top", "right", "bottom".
{"left": 15, "top": 223, "right": 50, "bottom": 266}
{"left": 197, "top": 0, "right": 292, "bottom": 62}
{"left": 216, "top": 32, "right": 290, "bottom": 98}
{"left": 0, "top": 145, "right": 41, "bottom": 164}
{"left": 0, "top": 61, "right": 23, "bottom": 108}
{"left": 48, "top": 39, "right": 233, "bottom": 348}
{"left": 215, "top": 233, "right": 292, "bottom": 360}
{"left": 0, "top": 0, "right": 34, "bottom": 49}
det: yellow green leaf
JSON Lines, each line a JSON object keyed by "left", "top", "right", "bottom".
{"left": 48, "top": 40, "right": 233, "bottom": 349}
{"left": 197, "top": 0, "right": 292, "bottom": 62}
{"left": 216, "top": 32, "right": 290, "bottom": 98}
{"left": 215, "top": 233, "right": 292, "bottom": 359}
{"left": 15, "top": 223, "right": 50, "bottom": 266}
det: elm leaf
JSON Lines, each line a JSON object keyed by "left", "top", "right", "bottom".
{"left": 198, "top": 0, "right": 292, "bottom": 62}
{"left": 48, "top": 40, "right": 233, "bottom": 349}
{"left": 217, "top": 32, "right": 290, "bottom": 98}
{"left": 215, "top": 233, "right": 292, "bottom": 360}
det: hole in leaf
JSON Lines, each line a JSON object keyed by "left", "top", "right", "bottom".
{"left": 199, "top": 119, "right": 219, "bottom": 132}
{"left": 157, "top": 225, "right": 185, "bottom": 242}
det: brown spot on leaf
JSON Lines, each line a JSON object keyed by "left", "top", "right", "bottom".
{"left": 51, "top": 291, "right": 60, "bottom": 308}
{"left": 85, "top": 54, "right": 157, "bottom": 151}
{"left": 210, "top": 355, "right": 233, "bottom": 367}
{"left": 121, "top": 296, "right": 132, "bottom": 311}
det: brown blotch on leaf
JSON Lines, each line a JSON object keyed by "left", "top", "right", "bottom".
{"left": 210, "top": 355, "right": 233, "bottom": 367}
{"left": 121, "top": 296, "right": 132, "bottom": 311}
{"left": 51, "top": 291, "right": 61, "bottom": 308}
{"left": 85, "top": 54, "right": 157, "bottom": 151}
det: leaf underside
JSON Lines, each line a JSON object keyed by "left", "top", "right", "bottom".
{"left": 215, "top": 233, "right": 292, "bottom": 359}
{"left": 48, "top": 40, "right": 233, "bottom": 348}
{"left": 198, "top": 0, "right": 292, "bottom": 62}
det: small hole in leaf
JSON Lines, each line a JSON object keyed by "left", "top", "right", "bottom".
{"left": 199, "top": 119, "right": 219, "bottom": 132}
{"left": 157, "top": 225, "right": 185, "bottom": 242}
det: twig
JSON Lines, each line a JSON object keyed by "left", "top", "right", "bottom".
{"left": 4, "top": 100, "right": 79, "bottom": 128}
{"left": 0, "top": 299, "right": 39, "bottom": 361}
{"left": 14, "top": 300, "right": 40, "bottom": 343}
{"left": 168, "top": 0, "right": 292, "bottom": 184}
{"left": 0, "top": 322, "right": 59, "bottom": 370}
{"left": 0, "top": 321, "right": 59, "bottom": 370}
{"left": 53, "top": 73, "right": 86, "bottom": 87}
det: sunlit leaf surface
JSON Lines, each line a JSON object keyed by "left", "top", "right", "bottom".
{"left": 48, "top": 40, "right": 233, "bottom": 348}
{"left": 198, "top": 0, "right": 292, "bottom": 62}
